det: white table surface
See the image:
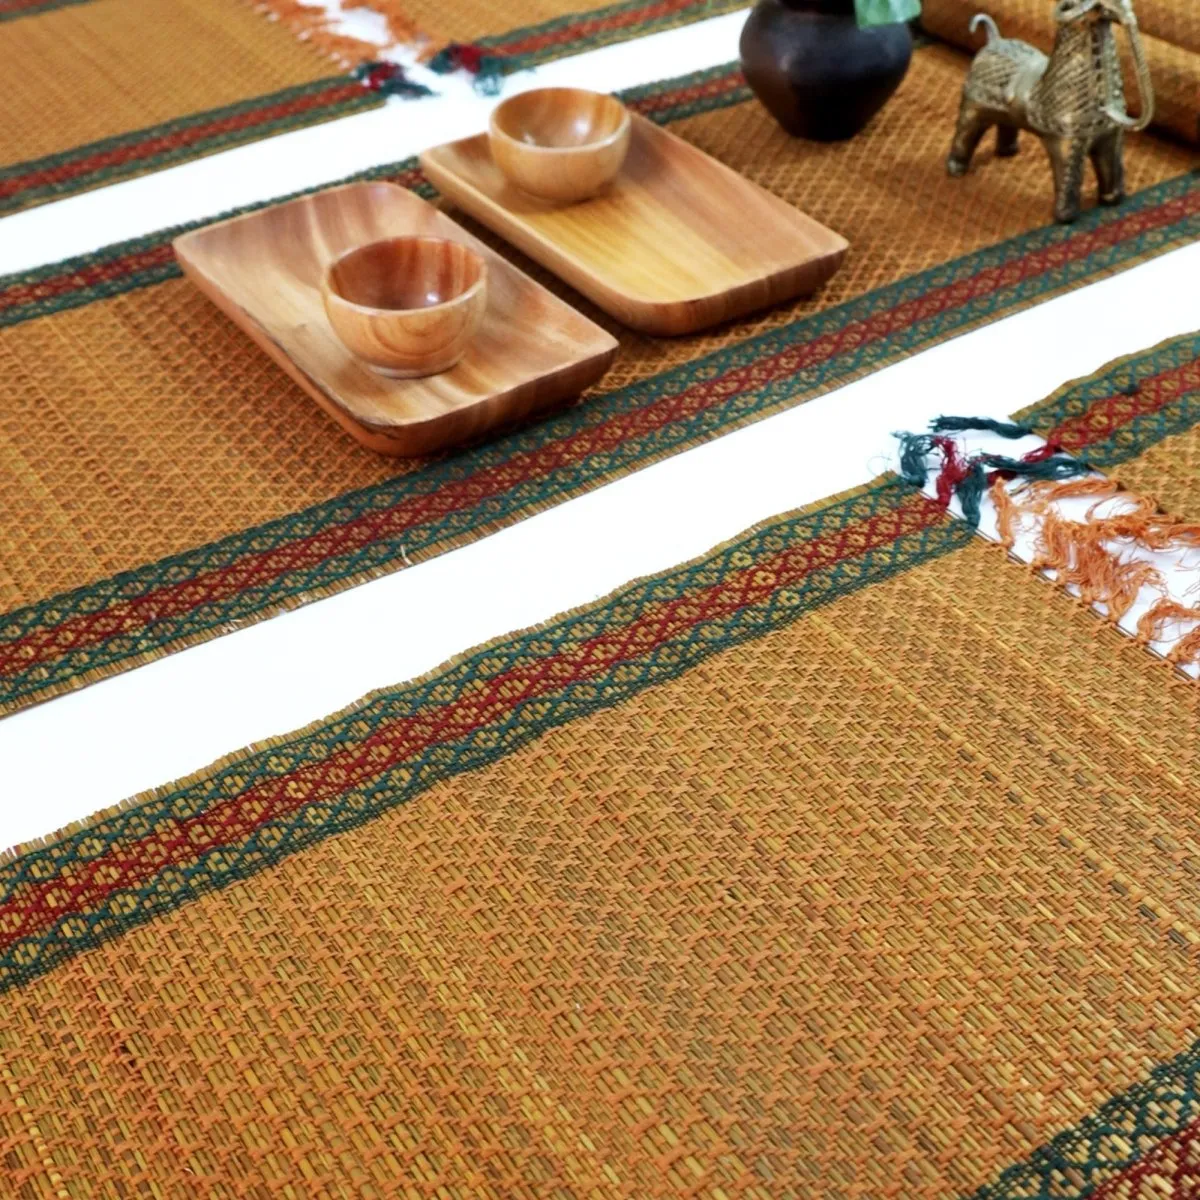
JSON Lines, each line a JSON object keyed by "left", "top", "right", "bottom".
{"left": 2, "top": 10, "right": 1199, "bottom": 850}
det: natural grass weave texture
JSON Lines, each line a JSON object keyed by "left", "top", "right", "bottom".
{"left": 0, "top": 0, "right": 377, "bottom": 213}
{"left": 5, "top": 478, "right": 1200, "bottom": 1197}
{"left": 922, "top": 0, "right": 1200, "bottom": 145}
{"left": 1016, "top": 328, "right": 1200, "bottom": 517}
{"left": 0, "top": 48, "right": 1195, "bottom": 717}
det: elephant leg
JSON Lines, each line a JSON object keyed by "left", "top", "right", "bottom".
{"left": 947, "top": 100, "right": 991, "bottom": 176}
{"left": 995, "top": 124, "right": 1020, "bottom": 158}
{"left": 1091, "top": 129, "right": 1126, "bottom": 205}
{"left": 1044, "top": 135, "right": 1087, "bottom": 224}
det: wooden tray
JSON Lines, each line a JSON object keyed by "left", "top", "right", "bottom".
{"left": 173, "top": 183, "right": 619, "bottom": 456}
{"left": 420, "top": 113, "right": 849, "bottom": 336}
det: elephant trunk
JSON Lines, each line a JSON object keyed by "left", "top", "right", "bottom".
{"left": 1105, "top": 5, "right": 1155, "bottom": 132}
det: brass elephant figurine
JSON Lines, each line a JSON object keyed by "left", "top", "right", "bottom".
{"left": 947, "top": 0, "right": 1155, "bottom": 223}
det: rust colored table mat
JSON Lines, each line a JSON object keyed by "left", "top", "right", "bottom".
{"left": 922, "top": 0, "right": 1200, "bottom": 145}
{"left": 6, "top": 473, "right": 1200, "bottom": 1196}
{"left": 0, "top": 0, "right": 383, "bottom": 215}
{"left": 1016, "top": 328, "right": 1200, "bottom": 517}
{"left": 1, "top": 50, "right": 1197, "bottom": 719}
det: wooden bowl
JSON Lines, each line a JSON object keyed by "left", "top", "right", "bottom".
{"left": 488, "top": 87, "right": 631, "bottom": 204}
{"left": 321, "top": 236, "right": 487, "bottom": 378}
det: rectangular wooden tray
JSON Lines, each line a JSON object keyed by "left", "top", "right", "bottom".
{"left": 173, "top": 182, "right": 619, "bottom": 456}
{"left": 420, "top": 113, "right": 849, "bottom": 336}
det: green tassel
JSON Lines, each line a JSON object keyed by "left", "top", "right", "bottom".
{"left": 473, "top": 63, "right": 504, "bottom": 97}
{"left": 894, "top": 432, "right": 936, "bottom": 487}
{"left": 352, "top": 61, "right": 435, "bottom": 98}
{"left": 979, "top": 453, "right": 1090, "bottom": 480}
{"left": 428, "top": 43, "right": 506, "bottom": 95}
{"left": 955, "top": 461, "right": 989, "bottom": 528}
{"left": 930, "top": 416, "right": 1033, "bottom": 439}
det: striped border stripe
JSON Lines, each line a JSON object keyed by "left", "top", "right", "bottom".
{"left": 478, "top": 0, "right": 751, "bottom": 73}
{"left": 968, "top": 1035, "right": 1200, "bottom": 1198}
{"left": 0, "top": 78, "right": 381, "bottom": 215}
{"left": 0, "top": 0, "right": 94, "bottom": 21}
{"left": 1015, "top": 331, "right": 1200, "bottom": 468}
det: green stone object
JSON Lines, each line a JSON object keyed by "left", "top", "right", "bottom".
{"left": 855, "top": 0, "right": 920, "bottom": 27}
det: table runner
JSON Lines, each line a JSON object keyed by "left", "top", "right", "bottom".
{"left": 2, "top": 50, "right": 1197, "bottom": 718}
{"left": 1016, "top": 329, "right": 1200, "bottom": 519}
{"left": 921, "top": 0, "right": 1200, "bottom": 145}
{"left": 0, "top": 0, "right": 386, "bottom": 216}
{"left": 5, "top": 474, "right": 1200, "bottom": 1196}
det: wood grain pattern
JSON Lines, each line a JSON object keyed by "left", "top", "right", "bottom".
{"left": 488, "top": 87, "right": 631, "bottom": 203}
{"left": 322, "top": 237, "right": 487, "bottom": 379}
{"left": 173, "top": 183, "right": 618, "bottom": 456}
{"left": 421, "top": 112, "right": 850, "bottom": 336}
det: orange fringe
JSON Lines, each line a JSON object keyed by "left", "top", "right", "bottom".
{"left": 1136, "top": 599, "right": 1200, "bottom": 666}
{"left": 990, "top": 477, "right": 1020, "bottom": 550}
{"left": 984, "top": 465, "right": 1200, "bottom": 670}
{"left": 988, "top": 473, "right": 1200, "bottom": 667}
{"left": 1009, "top": 476, "right": 1200, "bottom": 550}
{"left": 256, "top": 0, "right": 427, "bottom": 69}
{"left": 988, "top": 476, "right": 1195, "bottom": 627}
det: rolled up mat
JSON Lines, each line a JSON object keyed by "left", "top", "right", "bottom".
{"left": 1134, "top": 0, "right": 1200, "bottom": 57}
{"left": 921, "top": 0, "right": 1200, "bottom": 145}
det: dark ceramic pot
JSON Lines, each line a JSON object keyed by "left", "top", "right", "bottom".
{"left": 739, "top": 0, "right": 913, "bottom": 141}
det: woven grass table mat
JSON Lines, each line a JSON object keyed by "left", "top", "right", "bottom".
{"left": 0, "top": 0, "right": 384, "bottom": 215}
{"left": 1017, "top": 328, "right": 1200, "bottom": 517}
{"left": 5, "top": 474, "right": 1200, "bottom": 1197}
{"left": 1, "top": 50, "right": 1196, "bottom": 718}
{"left": 922, "top": 0, "right": 1200, "bottom": 145}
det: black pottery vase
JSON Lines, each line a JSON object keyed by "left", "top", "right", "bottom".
{"left": 739, "top": 0, "right": 913, "bottom": 141}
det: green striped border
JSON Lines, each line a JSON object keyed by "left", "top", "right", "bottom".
{"left": 0, "top": 0, "right": 94, "bottom": 22}
{"left": 1016, "top": 331, "right": 1200, "bottom": 469}
{"left": 0, "top": 79, "right": 382, "bottom": 216}
{"left": 967, "top": 1036, "right": 1200, "bottom": 1198}
{"left": 481, "top": 0, "right": 751, "bottom": 74}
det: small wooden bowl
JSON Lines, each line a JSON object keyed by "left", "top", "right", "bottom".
{"left": 321, "top": 236, "right": 487, "bottom": 378}
{"left": 488, "top": 87, "right": 631, "bottom": 204}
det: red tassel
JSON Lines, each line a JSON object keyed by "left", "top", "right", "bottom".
{"left": 932, "top": 436, "right": 972, "bottom": 508}
{"left": 353, "top": 60, "right": 434, "bottom": 97}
